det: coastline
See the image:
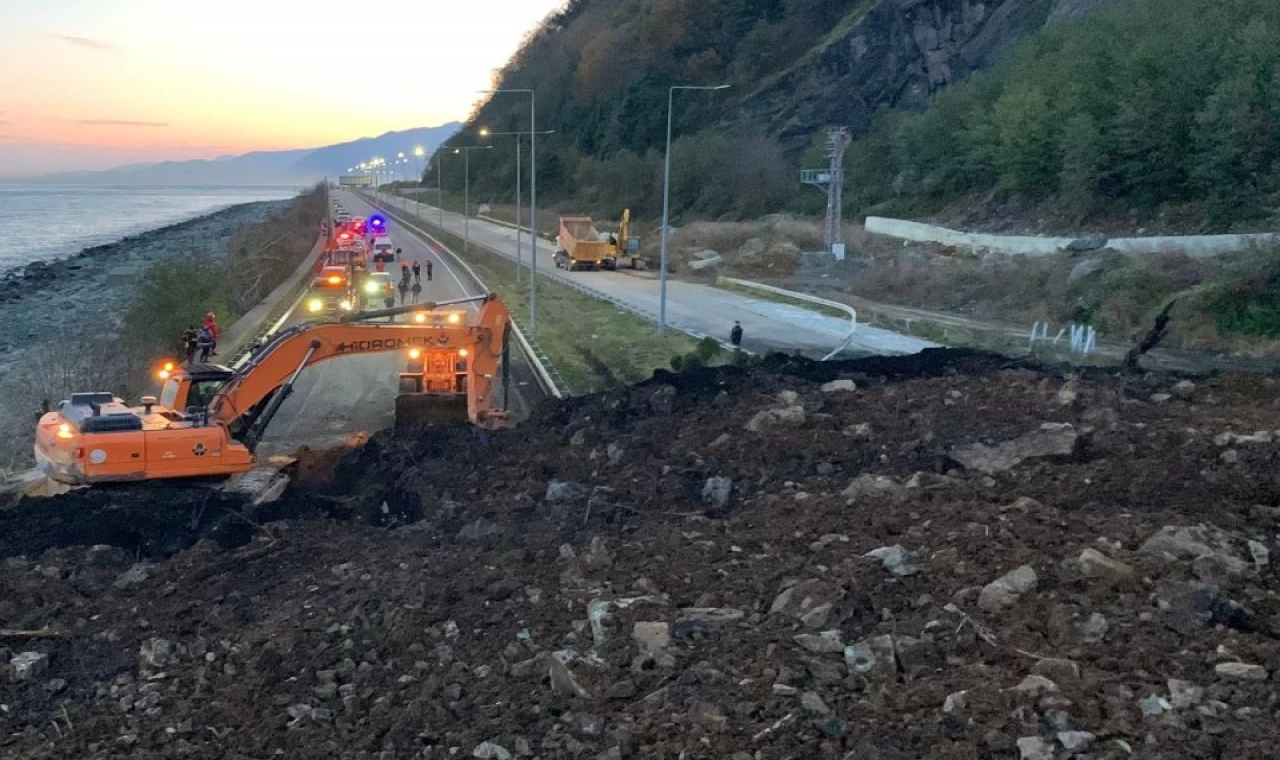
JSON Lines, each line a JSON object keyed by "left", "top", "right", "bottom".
{"left": 0, "top": 199, "right": 288, "bottom": 354}
{"left": 0, "top": 198, "right": 292, "bottom": 468}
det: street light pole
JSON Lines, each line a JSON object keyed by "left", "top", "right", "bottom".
{"left": 483, "top": 88, "right": 539, "bottom": 336}
{"left": 455, "top": 146, "right": 493, "bottom": 251}
{"left": 479, "top": 129, "right": 556, "bottom": 284}
{"left": 659, "top": 84, "right": 730, "bottom": 334}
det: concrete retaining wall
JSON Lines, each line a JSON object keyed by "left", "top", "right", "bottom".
{"left": 864, "top": 216, "right": 1278, "bottom": 257}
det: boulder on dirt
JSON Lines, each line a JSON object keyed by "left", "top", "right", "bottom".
{"left": 1068, "top": 547, "right": 1135, "bottom": 583}
{"left": 793, "top": 630, "right": 845, "bottom": 654}
{"left": 1154, "top": 580, "right": 1252, "bottom": 635}
{"left": 1068, "top": 257, "right": 1106, "bottom": 283}
{"left": 702, "top": 477, "right": 733, "bottom": 513}
{"left": 112, "top": 563, "right": 155, "bottom": 590}
{"left": 687, "top": 250, "right": 724, "bottom": 272}
{"left": 1214, "top": 662, "right": 1268, "bottom": 681}
{"left": 800, "top": 691, "right": 831, "bottom": 716}
{"left": 951, "top": 424, "right": 1083, "bottom": 475}
{"left": 738, "top": 238, "right": 767, "bottom": 258}
{"left": 458, "top": 518, "right": 501, "bottom": 541}
{"left": 745, "top": 405, "right": 805, "bottom": 433}
{"left": 545, "top": 480, "right": 584, "bottom": 503}
{"left": 820, "top": 379, "right": 857, "bottom": 393}
{"left": 844, "top": 634, "right": 917, "bottom": 679}
{"left": 473, "top": 741, "right": 514, "bottom": 760}
{"left": 139, "top": 638, "right": 174, "bottom": 669}
{"left": 9, "top": 651, "right": 48, "bottom": 682}
{"left": 977, "top": 565, "right": 1038, "bottom": 611}
{"left": 548, "top": 656, "right": 589, "bottom": 699}
{"left": 1065, "top": 234, "right": 1108, "bottom": 252}
{"left": 70, "top": 544, "right": 134, "bottom": 596}
{"left": 1016, "top": 735, "right": 1055, "bottom": 760}
{"left": 632, "top": 622, "right": 670, "bottom": 656}
{"left": 842, "top": 475, "right": 906, "bottom": 502}
{"left": 864, "top": 545, "right": 918, "bottom": 576}
{"left": 1140, "top": 525, "right": 1252, "bottom": 577}
{"left": 770, "top": 579, "right": 844, "bottom": 628}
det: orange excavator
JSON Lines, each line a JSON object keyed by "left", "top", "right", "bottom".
{"left": 34, "top": 294, "right": 513, "bottom": 486}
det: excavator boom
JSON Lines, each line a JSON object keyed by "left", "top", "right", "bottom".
{"left": 34, "top": 294, "right": 513, "bottom": 485}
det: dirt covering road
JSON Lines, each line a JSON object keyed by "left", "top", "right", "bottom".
{"left": 2, "top": 350, "right": 1279, "bottom": 759}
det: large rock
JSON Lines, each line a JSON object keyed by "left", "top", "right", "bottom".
{"left": 1065, "top": 234, "right": 1108, "bottom": 252}
{"left": 1140, "top": 525, "right": 1252, "bottom": 577}
{"left": 632, "top": 622, "right": 671, "bottom": 656}
{"left": 978, "top": 566, "right": 1038, "bottom": 611}
{"left": 793, "top": 630, "right": 846, "bottom": 654}
{"left": 1067, "top": 257, "right": 1106, "bottom": 283}
{"left": 770, "top": 579, "right": 844, "bottom": 628}
{"left": 738, "top": 238, "right": 767, "bottom": 257}
{"left": 473, "top": 741, "right": 514, "bottom": 760}
{"left": 864, "top": 545, "right": 918, "bottom": 577}
{"left": 844, "top": 634, "right": 919, "bottom": 679}
{"left": 701, "top": 477, "right": 733, "bottom": 512}
{"left": 1153, "top": 580, "right": 1252, "bottom": 635}
{"left": 687, "top": 251, "right": 724, "bottom": 272}
{"left": 745, "top": 405, "right": 805, "bottom": 433}
{"left": 950, "top": 424, "right": 1082, "bottom": 474}
{"left": 1069, "top": 548, "right": 1135, "bottom": 583}
{"left": 10, "top": 652, "right": 49, "bottom": 682}
{"left": 841, "top": 474, "right": 906, "bottom": 502}
{"left": 70, "top": 544, "right": 134, "bottom": 597}
{"left": 1214, "top": 662, "right": 1268, "bottom": 681}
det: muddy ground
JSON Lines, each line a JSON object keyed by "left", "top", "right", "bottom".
{"left": 2, "top": 350, "right": 1279, "bottom": 759}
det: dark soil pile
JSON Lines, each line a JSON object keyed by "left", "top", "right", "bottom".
{"left": 2, "top": 350, "right": 1280, "bottom": 759}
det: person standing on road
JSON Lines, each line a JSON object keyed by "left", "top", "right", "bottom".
{"left": 426, "top": 260, "right": 433, "bottom": 282}
{"left": 411, "top": 281, "right": 422, "bottom": 304}
{"left": 398, "top": 278, "right": 409, "bottom": 306}
{"left": 181, "top": 326, "right": 198, "bottom": 364}
{"left": 412, "top": 260, "right": 421, "bottom": 284}
{"left": 401, "top": 260, "right": 410, "bottom": 283}
{"left": 730, "top": 321, "right": 743, "bottom": 349}
{"left": 196, "top": 325, "right": 215, "bottom": 362}
{"left": 203, "top": 312, "right": 220, "bottom": 357}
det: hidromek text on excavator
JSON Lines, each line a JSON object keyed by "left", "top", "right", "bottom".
{"left": 33, "top": 293, "right": 514, "bottom": 486}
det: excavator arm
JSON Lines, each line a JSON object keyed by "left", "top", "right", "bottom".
{"left": 210, "top": 294, "right": 511, "bottom": 447}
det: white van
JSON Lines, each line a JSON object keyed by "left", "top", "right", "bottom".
{"left": 371, "top": 236, "right": 395, "bottom": 263}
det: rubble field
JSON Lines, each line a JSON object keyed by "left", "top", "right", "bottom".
{"left": 2, "top": 349, "right": 1279, "bottom": 759}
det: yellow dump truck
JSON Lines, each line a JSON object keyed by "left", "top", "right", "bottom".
{"left": 554, "top": 217, "right": 611, "bottom": 271}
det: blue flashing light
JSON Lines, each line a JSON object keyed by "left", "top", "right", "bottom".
{"left": 369, "top": 215, "right": 386, "bottom": 228}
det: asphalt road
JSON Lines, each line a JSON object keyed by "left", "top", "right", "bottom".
{"left": 370, "top": 192, "right": 936, "bottom": 357}
{"left": 255, "top": 189, "right": 538, "bottom": 458}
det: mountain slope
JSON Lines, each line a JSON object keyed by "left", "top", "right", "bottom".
{"left": 442, "top": 0, "right": 1095, "bottom": 216}
{"left": 38, "top": 123, "right": 461, "bottom": 186}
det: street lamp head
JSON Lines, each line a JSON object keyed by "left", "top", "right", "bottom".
{"left": 413, "top": 146, "right": 425, "bottom": 157}
{"left": 397, "top": 152, "right": 405, "bottom": 158}
{"left": 479, "top": 127, "right": 490, "bottom": 136}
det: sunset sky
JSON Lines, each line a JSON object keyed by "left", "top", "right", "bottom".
{"left": 0, "top": 0, "right": 564, "bottom": 178}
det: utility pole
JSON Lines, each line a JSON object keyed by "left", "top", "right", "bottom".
{"left": 800, "top": 127, "right": 852, "bottom": 260}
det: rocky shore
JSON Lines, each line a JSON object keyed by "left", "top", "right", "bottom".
{"left": 0, "top": 200, "right": 288, "bottom": 468}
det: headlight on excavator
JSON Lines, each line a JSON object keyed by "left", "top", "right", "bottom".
{"left": 340, "top": 299, "right": 353, "bottom": 311}
{"left": 446, "top": 312, "right": 461, "bottom": 325}
{"left": 413, "top": 312, "right": 427, "bottom": 324}
{"left": 458, "top": 348, "right": 469, "bottom": 358}
{"left": 408, "top": 348, "right": 422, "bottom": 360}
{"left": 365, "top": 281, "right": 380, "bottom": 294}
{"left": 308, "top": 298, "right": 323, "bottom": 313}
{"left": 56, "top": 423, "right": 74, "bottom": 440}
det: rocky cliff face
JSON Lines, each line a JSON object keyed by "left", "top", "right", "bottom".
{"left": 740, "top": 0, "right": 1068, "bottom": 147}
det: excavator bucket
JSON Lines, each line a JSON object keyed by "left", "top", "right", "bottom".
{"left": 393, "top": 393, "right": 469, "bottom": 437}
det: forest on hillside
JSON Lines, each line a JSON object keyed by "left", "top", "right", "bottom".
{"left": 433, "top": 0, "right": 1280, "bottom": 233}
{"left": 433, "top": 0, "right": 875, "bottom": 220}
{"left": 848, "top": 0, "right": 1280, "bottom": 231}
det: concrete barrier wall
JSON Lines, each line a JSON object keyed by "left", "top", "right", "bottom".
{"left": 864, "top": 216, "right": 1278, "bottom": 257}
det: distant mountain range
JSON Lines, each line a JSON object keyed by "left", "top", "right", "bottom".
{"left": 37, "top": 123, "right": 461, "bottom": 185}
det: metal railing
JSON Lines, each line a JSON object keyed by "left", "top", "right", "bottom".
{"left": 720, "top": 276, "right": 858, "bottom": 360}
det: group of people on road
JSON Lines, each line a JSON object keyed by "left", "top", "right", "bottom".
{"left": 397, "top": 256, "right": 432, "bottom": 305}
{"left": 181, "top": 312, "right": 220, "bottom": 364}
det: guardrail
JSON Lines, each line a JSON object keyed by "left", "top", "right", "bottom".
{"left": 720, "top": 277, "right": 858, "bottom": 360}
{"left": 373, "top": 192, "right": 741, "bottom": 353}
{"left": 359, "top": 193, "right": 568, "bottom": 400}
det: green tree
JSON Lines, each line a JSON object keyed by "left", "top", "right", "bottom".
{"left": 1058, "top": 113, "right": 1106, "bottom": 214}
{"left": 990, "top": 84, "right": 1058, "bottom": 194}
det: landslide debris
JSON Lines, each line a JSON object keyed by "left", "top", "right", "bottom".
{"left": 3, "top": 349, "right": 1280, "bottom": 759}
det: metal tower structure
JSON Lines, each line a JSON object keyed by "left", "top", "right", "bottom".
{"left": 800, "top": 127, "right": 852, "bottom": 259}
